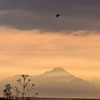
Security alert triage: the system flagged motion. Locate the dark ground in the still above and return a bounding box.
[0,97,100,100]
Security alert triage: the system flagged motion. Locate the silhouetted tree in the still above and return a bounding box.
[3,84,13,99]
[2,75,37,100]
[16,75,35,100]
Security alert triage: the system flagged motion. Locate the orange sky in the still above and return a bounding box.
[0,26,100,81]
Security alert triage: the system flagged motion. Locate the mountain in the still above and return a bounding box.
[0,67,100,98]
[32,67,76,84]
[34,78,100,98]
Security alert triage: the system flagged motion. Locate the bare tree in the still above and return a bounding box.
[16,75,35,100]
[3,75,37,100]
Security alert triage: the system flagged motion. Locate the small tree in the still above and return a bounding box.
[3,84,13,99]
[16,75,35,100]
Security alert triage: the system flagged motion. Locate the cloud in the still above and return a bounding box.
[0,0,100,32]
[0,27,100,80]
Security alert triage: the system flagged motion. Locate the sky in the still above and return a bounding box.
[0,0,100,81]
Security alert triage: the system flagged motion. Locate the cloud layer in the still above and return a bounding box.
[0,27,100,80]
[0,0,100,32]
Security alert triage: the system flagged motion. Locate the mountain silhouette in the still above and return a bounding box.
[49,67,66,72]
[0,67,100,98]
[36,67,75,84]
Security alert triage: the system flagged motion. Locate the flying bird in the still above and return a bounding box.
[56,14,61,18]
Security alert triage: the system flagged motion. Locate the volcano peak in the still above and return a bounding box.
[51,67,66,72]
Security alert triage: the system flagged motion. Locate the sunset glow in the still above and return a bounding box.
[0,26,100,80]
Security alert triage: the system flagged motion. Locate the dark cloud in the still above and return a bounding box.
[0,0,100,32]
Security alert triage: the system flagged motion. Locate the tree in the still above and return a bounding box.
[3,84,13,99]
[16,75,35,100]
[3,75,37,100]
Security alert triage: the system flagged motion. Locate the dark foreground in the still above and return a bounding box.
[0,98,100,100]
[32,97,100,100]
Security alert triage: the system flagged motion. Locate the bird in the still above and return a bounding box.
[56,14,61,18]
